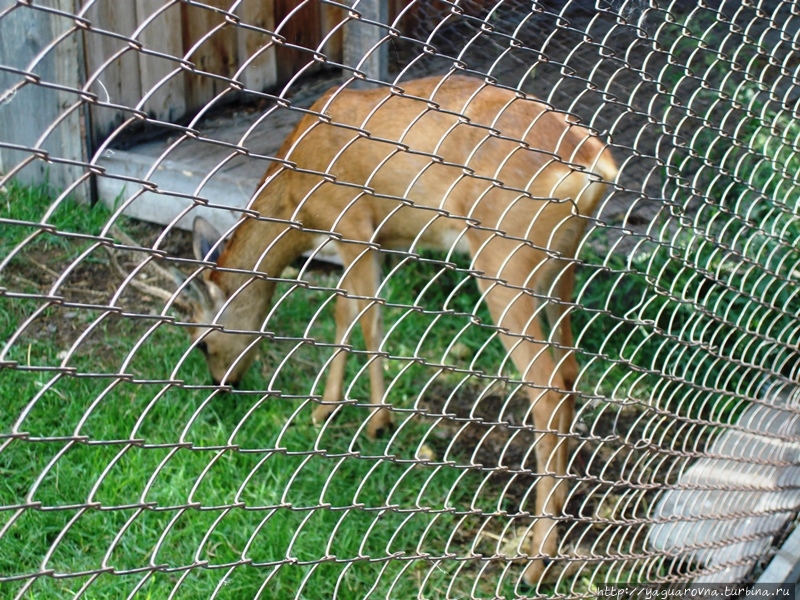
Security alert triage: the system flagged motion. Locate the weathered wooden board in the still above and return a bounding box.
[180,0,239,113]
[274,0,322,84]
[96,101,307,231]
[0,0,89,200]
[320,2,345,67]
[236,0,278,94]
[134,0,186,122]
[82,0,141,142]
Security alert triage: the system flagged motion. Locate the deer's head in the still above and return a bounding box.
[178,217,261,387]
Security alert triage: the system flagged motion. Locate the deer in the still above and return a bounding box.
[176,74,617,584]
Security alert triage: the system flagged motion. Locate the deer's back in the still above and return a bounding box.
[258,76,616,252]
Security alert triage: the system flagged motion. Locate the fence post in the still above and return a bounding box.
[343,0,388,85]
[0,0,90,202]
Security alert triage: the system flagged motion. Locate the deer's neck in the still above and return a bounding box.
[210,200,309,325]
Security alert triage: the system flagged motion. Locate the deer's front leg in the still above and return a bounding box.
[313,293,357,427]
[312,243,391,438]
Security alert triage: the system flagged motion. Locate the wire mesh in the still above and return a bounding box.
[2,0,800,598]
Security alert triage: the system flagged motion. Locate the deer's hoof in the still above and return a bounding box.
[521,557,553,588]
[366,409,395,439]
[311,404,338,427]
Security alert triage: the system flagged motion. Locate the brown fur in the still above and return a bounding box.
[184,74,617,584]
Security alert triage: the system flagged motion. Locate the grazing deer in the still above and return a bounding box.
[178,74,617,584]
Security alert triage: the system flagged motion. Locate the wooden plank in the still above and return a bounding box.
[274,0,321,84]
[236,0,278,93]
[94,96,309,231]
[0,0,90,200]
[320,1,345,65]
[0,1,50,184]
[96,148,252,233]
[51,0,91,201]
[180,0,239,113]
[388,0,418,33]
[82,0,141,142]
[135,0,186,122]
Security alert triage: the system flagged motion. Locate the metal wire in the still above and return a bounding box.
[1,0,800,598]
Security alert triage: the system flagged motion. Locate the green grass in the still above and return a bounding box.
[0,184,535,599]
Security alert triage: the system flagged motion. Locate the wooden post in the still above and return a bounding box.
[0,0,91,201]
[343,0,388,85]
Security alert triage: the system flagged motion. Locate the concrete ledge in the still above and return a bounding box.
[648,384,800,584]
[96,148,255,234]
[758,523,800,585]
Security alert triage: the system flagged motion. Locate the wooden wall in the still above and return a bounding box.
[82,0,349,143]
[0,0,88,199]
[0,0,418,200]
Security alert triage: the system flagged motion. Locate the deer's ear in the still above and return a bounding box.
[193,217,224,263]
[172,267,226,313]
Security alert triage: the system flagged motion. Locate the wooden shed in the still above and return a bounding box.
[0,0,417,227]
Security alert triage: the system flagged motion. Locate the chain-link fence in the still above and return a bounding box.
[2,0,800,598]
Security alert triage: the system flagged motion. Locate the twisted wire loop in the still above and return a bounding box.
[1,0,799,598]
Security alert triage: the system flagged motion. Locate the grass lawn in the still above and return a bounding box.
[0,184,577,599]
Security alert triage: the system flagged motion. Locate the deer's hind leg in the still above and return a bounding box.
[469,237,575,585]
